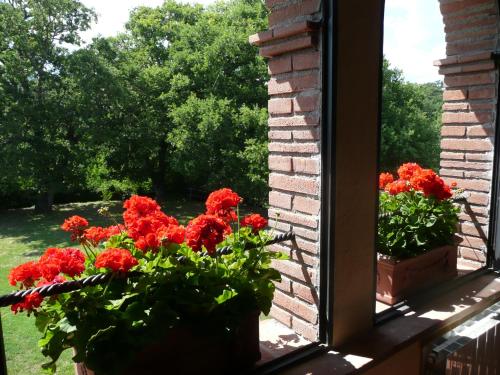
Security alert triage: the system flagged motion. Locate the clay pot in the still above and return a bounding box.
[75,310,261,375]
[376,245,458,305]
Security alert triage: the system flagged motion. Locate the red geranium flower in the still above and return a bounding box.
[61,215,89,241]
[38,248,86,281]
[105,224,125,237]
[241,214,268,233]
[123,195,162,224]
[385,179,411,195]
[397,163,423,181]
[157,225,186,245]
[95,248,138,273]
[8,261,41,288]
[379,172,394,189]
[410,169,452,200]
[83,226,109,246]
[11,292,43,314]
[205,188,241,223]
[185,214,232,254]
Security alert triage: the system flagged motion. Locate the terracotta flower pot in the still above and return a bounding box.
[75,310,261,375]
[376,245,458,305]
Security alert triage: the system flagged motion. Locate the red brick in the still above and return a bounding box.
[268,208,318,228]
[460,235,487,250]
[293,196,320,215]
[260,36,315,58]
[249,30,273,46]
[267,219,292,232]
[292,157,320,174]
[271,259,315,283]
[459,212,489,224]
[273,20,320,40]
[442,103,468,111]
[294,238,319,255]
[440,0,492,14]
[268,56,292,74]
[268,142,319,154]
[467,192,490,205]
[269,155,293,172]
[293,227,319,241]
[293,51,320,71]
[440,169,464,177]
[459,247,487,263]
[292,282,317,304]
[445,16,497,33]
[293,95,319,112]
[269,130,292,140]
[469,102,496,111]
[269,173,319,195]
[269,191,293,209]
[443,89,467,100]
[269,98,293,114]
[441,138,493,151]
[293,129,320,141]
[441,151,465,160]
[273,290,318,323]
[291,316,318,342]
[268,74,319,95]
[440,160,492,170]
[446,177,491,192]
[268,0,321,26]
[446,39,496,56]
[443,5,496,23]
[444,72,495,87]
[446,26,497,43]
[464,171,491,180]
[291,249,318,266]
[265,0,286,9]
[467,125,494,137]
[469,87,496,99]
[466,152,493,161]
[442,112,492,124]
[268,115,319,127]
[275,277,292,293]
[270,305,292,327]
[441,126,466,136]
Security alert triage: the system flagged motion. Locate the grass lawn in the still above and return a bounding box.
[0,198,205,375]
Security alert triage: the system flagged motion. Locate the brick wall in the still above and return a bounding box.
[250,0,322,341]
[436,0,500,266]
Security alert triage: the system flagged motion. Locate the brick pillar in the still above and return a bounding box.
[250,0,322,341]
[436,0,500,265]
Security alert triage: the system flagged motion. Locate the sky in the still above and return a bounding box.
[79,0,446,83]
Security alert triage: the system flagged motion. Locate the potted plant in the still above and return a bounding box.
[377,163,460,305]
[7,188,286,375]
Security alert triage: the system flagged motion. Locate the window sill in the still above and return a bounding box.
[278,271,500,374]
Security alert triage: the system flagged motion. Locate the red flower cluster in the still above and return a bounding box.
[185,214,231,254]
[11,292,43,314]
[38,248,86,281]
[379,172,394,189]
[156,225,186,246]
[241,214,268,233]
[379,163,452,200]
[61,215,89,241]
[83,225,125,246]
[8,261,41,288]
[123,195,179,252]
[94,248,138,273]
[410,169,452,200]
[205,188,241,222]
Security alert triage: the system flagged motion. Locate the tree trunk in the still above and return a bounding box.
[152,140,168,203]
[35,191,54,213]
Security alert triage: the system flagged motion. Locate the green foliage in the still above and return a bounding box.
[377,191,459,259]
[381,60,443,171]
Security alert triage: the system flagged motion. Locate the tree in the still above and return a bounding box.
[380,59,443,172]
[0,0,95,211]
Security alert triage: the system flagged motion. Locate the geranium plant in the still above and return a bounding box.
[377,163,460,259]
[8,188,286,374]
